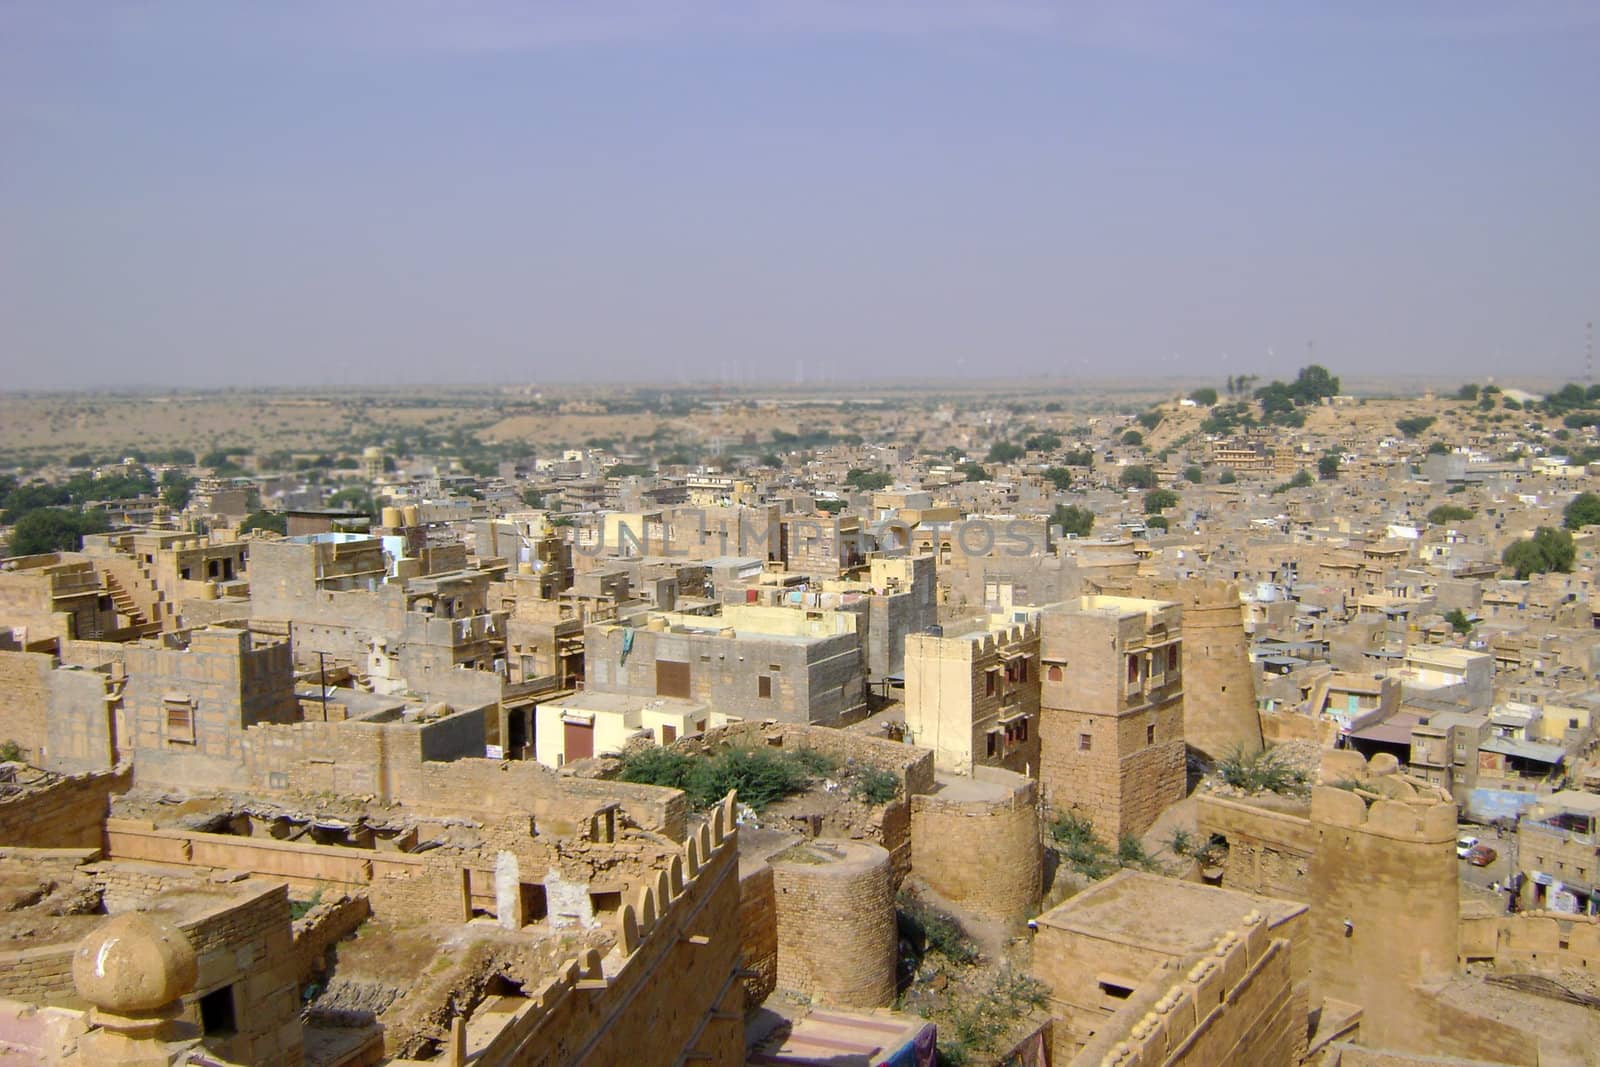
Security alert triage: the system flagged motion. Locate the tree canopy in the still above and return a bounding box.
[8,508,109,556]
[1563,492,1600,530]
[1119,465,1158,490]
[1051,504,1094,538]
[1502,527,1575,579]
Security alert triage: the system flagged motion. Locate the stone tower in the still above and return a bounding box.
[1306,754,1458,1053]
[1118,577,1262,760]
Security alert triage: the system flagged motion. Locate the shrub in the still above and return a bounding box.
[0,740,25,763]
[1215,746,1309,795]
[1049,812,1117,881]
[897,889,979,966]
[616,746,836,811]
[1117,833,1155,870]
[850,767,900,805]
[934,971,1050,1066]
[1168,828,1194,857]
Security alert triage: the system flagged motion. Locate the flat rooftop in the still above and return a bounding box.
[1035,869,1305,956]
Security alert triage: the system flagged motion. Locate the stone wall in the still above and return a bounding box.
[292,892,373,983]
[1068,915,1297,1067]
[1458,910,1600,972]
[463,793,747,1067]
[770,840,897,1009]
[43,663,118,774]
[0,766,130,849]
[1120,578,1262,760]
[1195,794,1315,902]
[1039,692,1185,839]
[0,649,52,758]
[738,862,778,1006]
[1307,778,1459,1056]
[910,770,1041,925]
[0,865,303,1066]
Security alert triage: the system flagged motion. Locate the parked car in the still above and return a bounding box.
[1457,835,1479,858]
[1467,845,1498,868]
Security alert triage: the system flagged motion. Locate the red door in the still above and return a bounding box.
[563,721,594,762]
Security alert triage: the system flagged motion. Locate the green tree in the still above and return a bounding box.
[1444,608,1474,635]
[986,441,1025,464]
[1060,449,1094,467]
[1119,465,1158,490]
[1051,504,1095,538]
[1183,465,1203,484]
[1188,387,1218,406]
[8,508,109,555]
[1563,491,1600,530]
[1136,410,1163,431]
[1145,515,1169,531]
[1456,384,1480,401]
[1144,488,1179,515]
[1317,454,1341,480]
[1121,430,1144,447]
[1024,433,1061,452]
[1218,469,1237,484]
[1289,364,1340,404]
[1272,469,1314,494]
[1428,504,1475,525]
[239,510,287,535]
[1502,527,1575,579]
[159,470,194,509]
[958,462,992,482]
[845,468,893,492]
[1396,416,1437,438]
[1043,467,1075,491]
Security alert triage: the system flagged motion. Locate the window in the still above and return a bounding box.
[1017,718,1029,742]
[758,676,772,698]
[1167,645,1179,672]
[1079,733,1093,752]
[1147,724,1156,746]
[1127,655,1139,684]
[199,985,237,1036]
[986,732,997,757]
[165,699,195,744]
[1047,665,1063,682]
[985,671,996,697]
[656,660,691,698]
[1098,980,1134,1000]
[1019,659,1028,683]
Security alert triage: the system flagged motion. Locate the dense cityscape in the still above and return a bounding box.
[3,373,1600,1065]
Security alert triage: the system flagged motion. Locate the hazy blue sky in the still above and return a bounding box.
[2,2,1597,390]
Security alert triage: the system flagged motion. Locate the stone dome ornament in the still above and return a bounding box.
[70,913,201,1066]
[74,913,199,1015]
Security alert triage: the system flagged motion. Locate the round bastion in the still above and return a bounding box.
[770,839,897,1008]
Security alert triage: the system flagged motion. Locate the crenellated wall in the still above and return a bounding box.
[454,791,747,1067]
[1459,910,1600,972]
[1307,770,1459,1057]
[1070,911,1298,1067]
